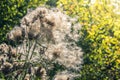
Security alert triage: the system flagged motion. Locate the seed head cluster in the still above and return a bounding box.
[0,7,83,80]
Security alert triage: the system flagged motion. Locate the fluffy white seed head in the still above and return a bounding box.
[1,7,83,79]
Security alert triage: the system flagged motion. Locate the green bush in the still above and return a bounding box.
[57,0,120,79]
[0,0,47,43]
[46,0,58,7]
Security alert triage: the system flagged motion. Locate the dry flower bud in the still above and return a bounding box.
[13,62,24,68]
[1,62,13,71]
[10,48,17,57]
[28,18,41,39]
[24,74,30,80]
[6,26,25,42]
[35,67,47,80]
[0,43,10,54]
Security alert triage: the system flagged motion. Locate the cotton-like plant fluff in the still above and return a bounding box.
[0,6,83,80]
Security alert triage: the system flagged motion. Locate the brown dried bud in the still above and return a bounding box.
[35,67,47,80]
[6,26,25,42]
[10,48,17,57]
[53,51,61,58]
[37,7,48,18]
[24,74,30,80]
[13,62,24,68]
[0,54,8,64]
[1,62,13,70]
[0,43,10,54]
[28,18,41,39]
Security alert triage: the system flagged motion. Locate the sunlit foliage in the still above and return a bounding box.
[57,0,120,79]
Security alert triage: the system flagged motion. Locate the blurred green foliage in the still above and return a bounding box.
[46,0,58,7]
[0,0,47,43]
[57,0,120,79]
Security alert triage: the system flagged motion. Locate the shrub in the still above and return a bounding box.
[0,0,47,44]
[57,0,120,79]
[46,0,58,7]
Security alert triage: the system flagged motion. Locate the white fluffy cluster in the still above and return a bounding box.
[1,7,83,80]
